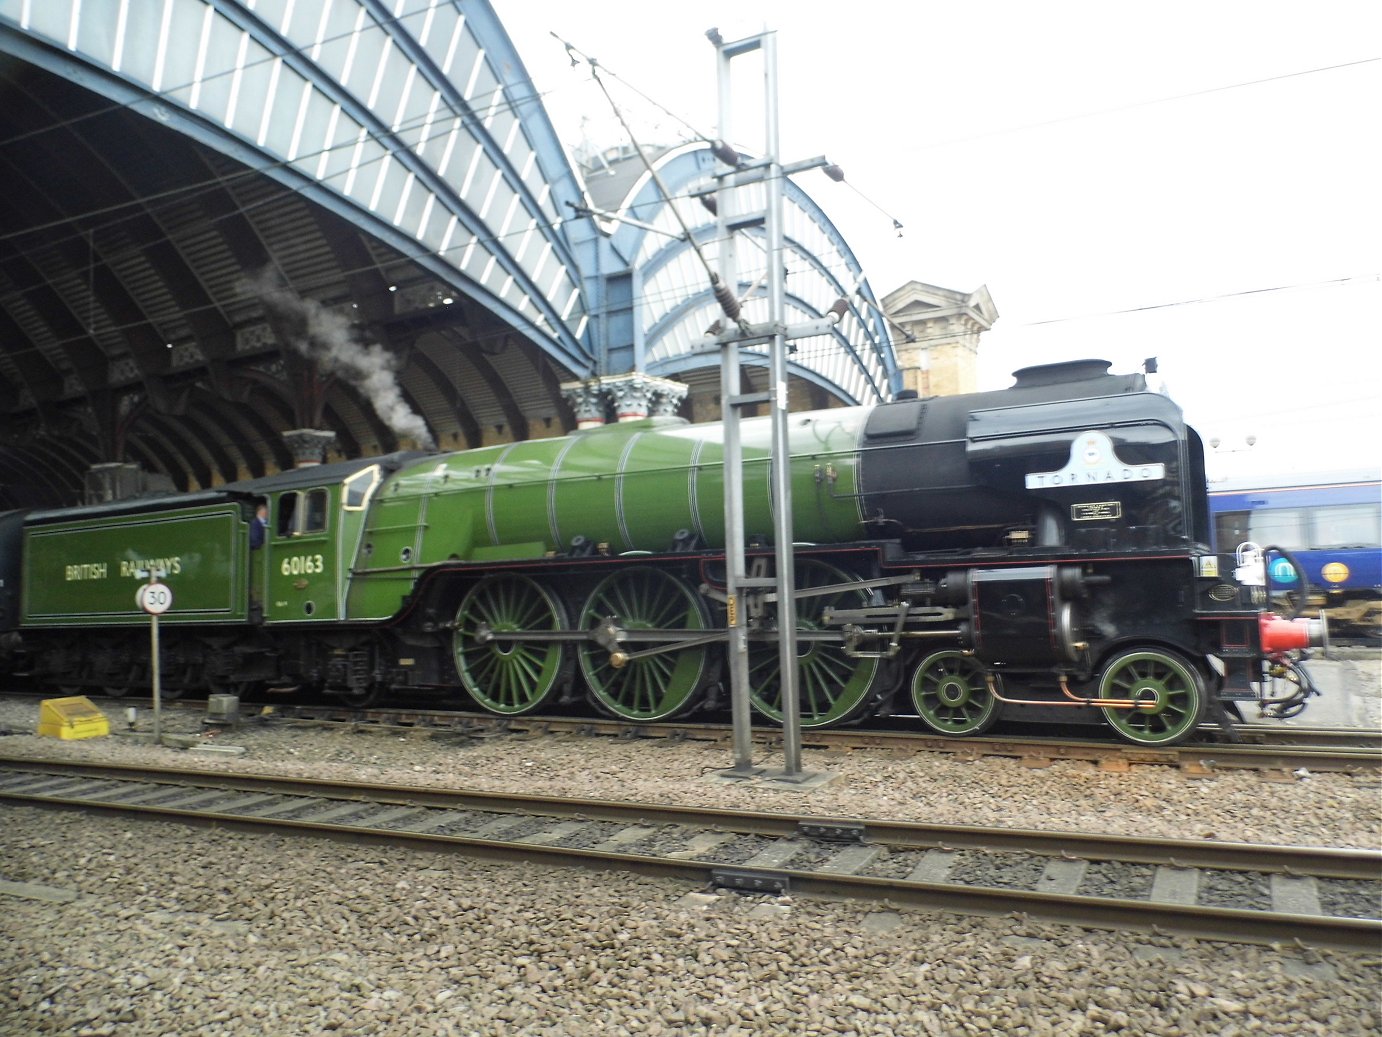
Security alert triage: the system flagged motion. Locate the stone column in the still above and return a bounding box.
[895,315,991,397]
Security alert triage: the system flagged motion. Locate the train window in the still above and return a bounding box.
[274,490,329,536]
[275,493,298,537]
[343,466,382,511]
[303,489,328,533]
[1248,508,1306,550]
[1215,511,1251,550]
[1311,503,1380,549]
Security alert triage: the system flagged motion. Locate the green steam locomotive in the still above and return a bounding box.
[0,360,1324,746]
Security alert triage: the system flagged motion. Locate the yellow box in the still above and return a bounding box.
[37,696,111,740]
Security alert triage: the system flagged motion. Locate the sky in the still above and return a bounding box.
[493,1,1381,483]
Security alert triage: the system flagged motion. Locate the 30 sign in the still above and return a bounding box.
[136,582,174,615]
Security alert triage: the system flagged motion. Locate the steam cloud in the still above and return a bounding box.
[246,269,435,449]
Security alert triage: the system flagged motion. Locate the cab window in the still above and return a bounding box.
[275,489,329,536]
[275,494,297,537]
[303,489,328,533]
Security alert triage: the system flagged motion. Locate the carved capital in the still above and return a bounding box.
[601,373,688,421]
[562,374,688,426]
[560,381,608,429]
[648,379,688,417]
[282,428,337,467]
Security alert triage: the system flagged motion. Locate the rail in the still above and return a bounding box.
[2,758,1377,952]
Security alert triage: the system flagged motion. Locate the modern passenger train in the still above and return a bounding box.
[1209,472,1381,637]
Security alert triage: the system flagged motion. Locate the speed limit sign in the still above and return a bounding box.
[136,582,174,615]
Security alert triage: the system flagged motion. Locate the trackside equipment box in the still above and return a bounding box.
[37,696,110,740]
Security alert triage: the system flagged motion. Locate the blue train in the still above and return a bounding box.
[1208,472,1381,637]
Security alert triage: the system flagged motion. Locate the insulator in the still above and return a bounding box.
[823,163,845,182]
[713,279,742,321]
[699,194,718,215]
[711,139,740,167]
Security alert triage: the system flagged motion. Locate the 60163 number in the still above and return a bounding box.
[281,554,324,576]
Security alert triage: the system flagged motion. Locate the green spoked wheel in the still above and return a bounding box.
[910,651,999,736]
[454,575,570,716]
[747,559,883,728]
[578,567,714,721]
[1097,648,1207,747]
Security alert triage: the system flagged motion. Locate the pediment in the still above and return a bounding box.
[883,280,998,329]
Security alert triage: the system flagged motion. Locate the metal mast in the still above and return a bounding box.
[709,29,845,780]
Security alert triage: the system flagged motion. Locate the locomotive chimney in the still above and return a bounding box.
[1011,359,1113,388]
[282,429,337,467]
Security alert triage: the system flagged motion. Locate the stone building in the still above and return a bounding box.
[883,282,999,398]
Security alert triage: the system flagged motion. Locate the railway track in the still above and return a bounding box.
[242,703,1382,775]
[2,758,1377,951]
[4,690,1378,775]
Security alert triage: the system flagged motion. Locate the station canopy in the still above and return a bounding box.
[0,0,896,508]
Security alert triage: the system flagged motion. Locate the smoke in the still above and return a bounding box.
[245,269,435,449]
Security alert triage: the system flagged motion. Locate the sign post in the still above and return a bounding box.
[136,572,172,744]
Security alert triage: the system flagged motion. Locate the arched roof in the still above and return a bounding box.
[0,2,899,509]
[0,0,599,506]
[590,143,898,405]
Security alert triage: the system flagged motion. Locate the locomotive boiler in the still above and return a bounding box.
[0,360,1325,746]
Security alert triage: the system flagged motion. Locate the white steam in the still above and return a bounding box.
[246,269,435,449]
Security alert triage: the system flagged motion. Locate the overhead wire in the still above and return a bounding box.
[2,202,1376,375]
[906,56,1380,152]
[2,54,1376,352]
[0,105,886,368]
[1014,276,1379,328]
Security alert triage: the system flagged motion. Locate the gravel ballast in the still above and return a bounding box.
[0,691,1377,849]
[3,808,1380,1037]
[1,660,1379,1036]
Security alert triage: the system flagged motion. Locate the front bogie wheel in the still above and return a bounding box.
[1097,648,1206,746]
[911,651,999,736]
